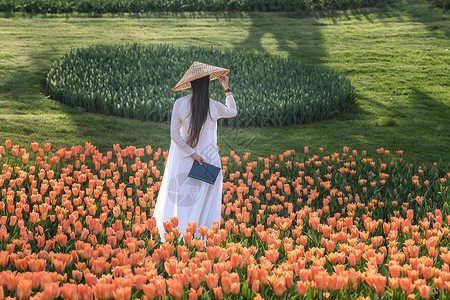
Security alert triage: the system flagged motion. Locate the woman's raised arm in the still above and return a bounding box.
[215,94,237,118]
[216,75,237,118]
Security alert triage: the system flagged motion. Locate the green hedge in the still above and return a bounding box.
[1,0,392,13]
[427,0,449,10]
[46,44,355,127]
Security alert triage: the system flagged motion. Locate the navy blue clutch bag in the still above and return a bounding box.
[188,160,221,185]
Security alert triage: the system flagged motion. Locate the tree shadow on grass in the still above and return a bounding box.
[403,87,450,158]
[0,49,54,105]
[0,46,83,143]
[334,87,449,163]
[404,0,449,39]
[398,1,450,150]
[311,2,407,25]
[233,12,326,63]
[308,0,446,29]
[407,87,450,123]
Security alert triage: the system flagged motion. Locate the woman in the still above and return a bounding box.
[152,61,237,243]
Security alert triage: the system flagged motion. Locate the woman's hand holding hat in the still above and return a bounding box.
[219,75,229,89]
[219,75,231,96]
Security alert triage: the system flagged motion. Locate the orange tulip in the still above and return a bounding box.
[213,287,223,300]
[388,262,402,278]
[22,153,29,164]
[41,282,60,299]
[4,272,17,292]
[71,270,83,283]
[143,283,157,299]
[198,226,209,237]
[416,284,431,299]
[434,276,445,290]
[297,280,309,295]
[407,269,419,282]
[188,288,198,300]
[441,253,450,264]
[134,275,147,290]
[315,272,328,291]
[93,283,115,300]
[399,277,415,295]
[4,140,12,149]
[164,257,178,276]
[365,274,386,297]
[348,253,359,266]
[31,142,39,152]
[17,279,33,300]
[230,253,242,269]
[206,273,219,289]
[229,276,240,295]
[265,249,279,264]
[388,277,399,290]
[421,265,435,280]
[77,284,92,300]
[168,276,183,299]
[60,284,78,300]
[113,287,132,300]
[222,271,240,294]
[221,272,236,294]
[251,279,260,293]
[272,275,286,296]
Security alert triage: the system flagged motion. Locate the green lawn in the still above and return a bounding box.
[0,0,449,165]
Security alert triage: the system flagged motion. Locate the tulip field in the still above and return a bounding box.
[0,140,449,299]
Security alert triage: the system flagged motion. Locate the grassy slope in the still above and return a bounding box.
[0,0,449,165]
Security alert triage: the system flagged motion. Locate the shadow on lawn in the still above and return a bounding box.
[310,1,407,25]
[405,87,450,158]
[233,12,326,63]
[309,0,447,34]
[363,0,449,39]
[404,0,449,39]
[0,49,52,103]
[408,87,450,123]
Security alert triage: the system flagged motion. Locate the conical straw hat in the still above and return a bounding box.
[172,61,230,91]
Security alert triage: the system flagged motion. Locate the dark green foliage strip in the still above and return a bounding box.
[427,0,449,10]
[46,44,355,127]
[0,0,392,13]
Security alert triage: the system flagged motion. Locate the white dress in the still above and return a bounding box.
[152,92,237,242]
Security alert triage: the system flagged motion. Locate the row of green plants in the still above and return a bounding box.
[427,0,449,10]
[46,44,356,127]
[0,0,392,13]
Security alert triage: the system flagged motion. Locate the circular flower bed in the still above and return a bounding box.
[46,44,355,127]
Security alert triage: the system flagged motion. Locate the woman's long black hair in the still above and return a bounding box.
[186,75,211,148]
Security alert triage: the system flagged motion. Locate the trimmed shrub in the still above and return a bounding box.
[46,44,355,127]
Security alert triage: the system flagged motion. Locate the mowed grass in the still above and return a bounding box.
[0,0,449,164]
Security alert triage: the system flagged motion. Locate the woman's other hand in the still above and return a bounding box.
[218,75,229,89]
[190,152,206,165]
